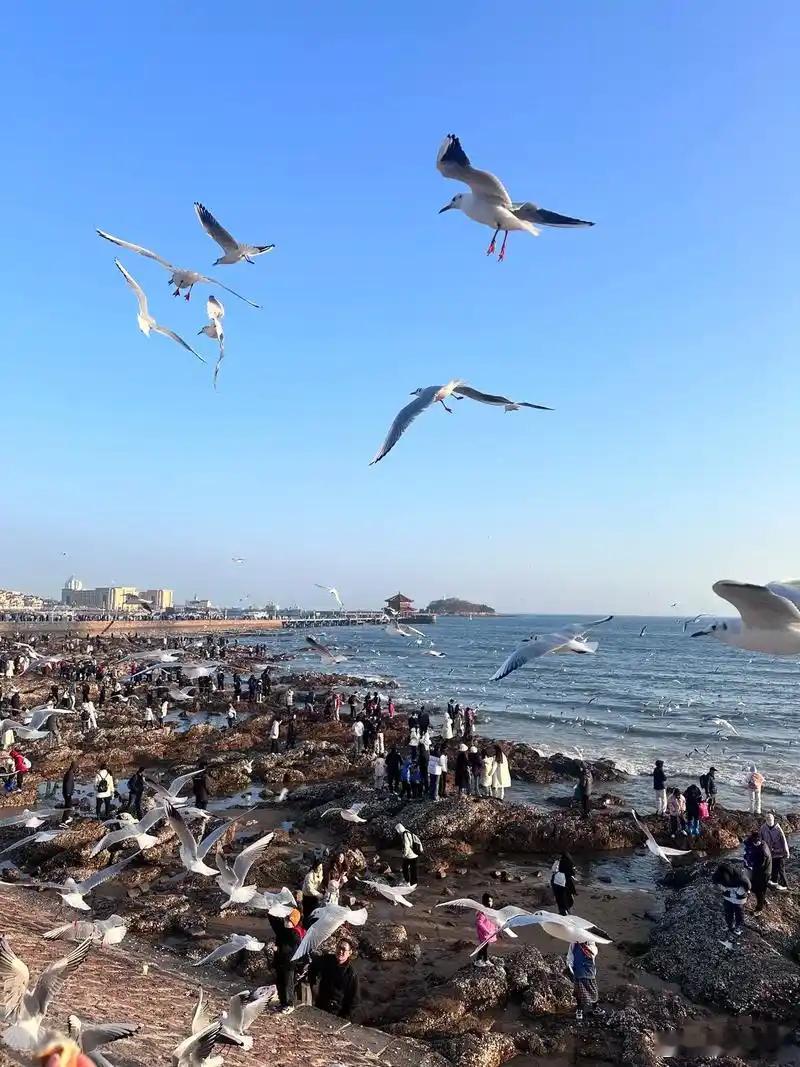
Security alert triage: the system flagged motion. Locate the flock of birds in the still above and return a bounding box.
[97,134,593,460]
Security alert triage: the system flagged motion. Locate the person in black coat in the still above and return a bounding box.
[61,761,76,823]
[192,762,210,809]
[269,911,303,1013]
[127,767,145,819]
[744,830,772,912]
[310,940,359,1018]
[550,852,578,915]
[577,764,593,818]
[385,745,402,794]
[454,745,470,795]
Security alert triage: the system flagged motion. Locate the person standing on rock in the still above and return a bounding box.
[701,767,717,813]
[226,703,238,728]
[385,744,402,794]
[653,760,667,815]
[480,750,495,798]
[192,762,210,810]
[568,940,603,1021]
[127,767,145,818]
[666,788,687,837]
[216,667,225,692]
[309,939,359,1019]
[468,745,482,796]
[712,861,750,937]
[269,908,303,1015]
[396,823,423,884]
[270,716,281,754]
[455,744,470,796]
[94,763,114,819]
[61,760,76,823]
[577,763,593,818]
[684,782,703,837]
[286,712,298,749]
[428,748,442,801]
[352,717,364,759]
[551,853,578,915]
[474,893,499,968]
[492,744,511,801]
[760,813,790,891]
[746,765,765,815]
[743,830,772,912]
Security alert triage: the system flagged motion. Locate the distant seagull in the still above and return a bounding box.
[639,625,647,638]
[194,202,275,265]
[422,649,446,658]
[322,801,367,824]
[193,933,265,967]
[491,617,614,681]
[113,260,206,363]
[371,381,462,464]
[0,937,92,1051]
[691,580,800,655]
[451,384,553,413]
[231,556,246,564]
[97,229,261,307]
[711,717,739,736]
[306,635,347,664]
[631,810,692,866]
[358,878,417,908]
[44,914,128,947]
[124,592,154,613]
[315,584,344,610]
[4,854,138,911]
[436,134,594,260]
[291,904,368,962]
[198,295,225,389]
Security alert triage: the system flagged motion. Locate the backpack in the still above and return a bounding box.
[406,831,423,855]
[20,756,31,772]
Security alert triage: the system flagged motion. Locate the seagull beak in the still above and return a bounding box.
[438,203,453,214]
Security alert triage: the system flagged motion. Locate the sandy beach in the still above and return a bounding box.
[1,629,799,1067]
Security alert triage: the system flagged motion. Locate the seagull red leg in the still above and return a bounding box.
[486,229,499,256]
[498,232,509,262]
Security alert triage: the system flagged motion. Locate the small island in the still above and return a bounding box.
[426,596,495,616]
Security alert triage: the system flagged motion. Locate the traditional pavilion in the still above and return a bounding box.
[385,592,414,615]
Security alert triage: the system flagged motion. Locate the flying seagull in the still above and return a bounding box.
[0,808,60,830]
[198,295,226,389]
[639,625,648,638]
[491,617,614,681]
[68,1013,140,1067]
[451,384,552,413]
[385,616,426,639]
[711,717,739,736]
[4,854,138,911]
[0,829,62,860]
[89,808,166,857]
[315,584,344,610]
[370,381,463,465]
[194,202,275,265]
[215,831,275,906]
[436,134,594,260]
[691,580,800,655]
[97,229,261,307]
[219,988,277,1051]
[358,878,417,907]
[193,933,265,967]
[306,635,347,664]
[291,904,368,961]
[144,769,205,807]
[113,260,206,363]
[0,937,92,1050]
[631,810,692,866]
[231,556,246,564]
[322,801,367,824]
[43,915,128,947]
[172,992,244,1067]
[164,802,240,876]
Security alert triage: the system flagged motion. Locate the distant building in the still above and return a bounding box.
[139,589,174,610]
[185,598,212,612]
[385,592,415,614]
[63,576,83,591]
[0,589,46,610]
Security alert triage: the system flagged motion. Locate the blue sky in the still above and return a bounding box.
[2,3,799,614]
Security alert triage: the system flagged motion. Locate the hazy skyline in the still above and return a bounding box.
[2,4,798,616]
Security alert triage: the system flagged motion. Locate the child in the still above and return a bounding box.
[568,940,604,1021]
[474,893,499,968]
[373,755,386,791]
[666,788,686,837]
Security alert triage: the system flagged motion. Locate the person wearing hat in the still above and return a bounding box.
[760,813,790,891]
[455,744,470,795]
[468,745,482,796]
[396,823,423,884]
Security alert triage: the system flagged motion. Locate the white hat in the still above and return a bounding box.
[469,746,478,753]
[395,823,406,834]
[459,743,468,752]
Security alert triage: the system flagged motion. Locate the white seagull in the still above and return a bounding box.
[436,898,535,942]
[691,580,800,655]
[4,854,138,911]
[68,1013,139,1067]
[306,635,347,664]
[219,988,277,1051]
[0,937,92,1050]
[370,381,463,465]
[322,802,367,824]
[385,616,426,639]
[315,585,344,610]
[631,810,692,866]
[462,907,612,956]
[194,202,275,265]
[248,886,296,914]
[113,259,206,363]
[215,831,274,906]
[358,879,417,908]
[97,229,261,306]
[0,717,49,742]
[0,808,60,830]
[193,933,265,967]
[0,829,62,860]
[451,384,553,413]
[173,992,244,1067]
[421,649,446,658]
[198,295,226,389]
[164,803,240,877]
[89,808,166,857]
[491,617,614,681]
[436,133,594,260]
[144,770,205,808]
[43,914,128,947]
[291,904,369,961]
[711,718,739,736]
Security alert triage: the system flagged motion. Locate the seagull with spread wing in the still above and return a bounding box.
[67,1013,139,1067]
[452,384,553,413]
[491,617,614,681]
[89,808,166,857]
[144,770,204,808]
[436,133,594,260]
[219,987,277,1051]
[164,803,240,877]
[0,717,49,741]
[691,580,800,655]
[631,810,692,866]
[193,933,265,967]
[97,229,261,306]
[291,903,368,961]
[3,854,138,911]
[43,915,127,947]
[369,381,463,465]
[215,831,274,906]
[0,937,92,1050]
[315,584,344,610]
[194,202,275,265]
[112,260,206,363]
[197,295,226,389]
[358,878,417,907]
[322,802,367,824]
[0,829,62,860]
[306,635,347,664]
[385,616,426,639]
[172,991,244,1067]
[0,808,60,830]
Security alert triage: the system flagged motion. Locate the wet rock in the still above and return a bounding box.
[392,961,508,1039]
[356,922,414,962]
[503,946,573,1016]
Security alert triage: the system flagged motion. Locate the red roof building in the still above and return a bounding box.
[385,592,414,614]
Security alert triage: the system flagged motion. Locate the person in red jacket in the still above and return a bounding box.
[9,748,30,791]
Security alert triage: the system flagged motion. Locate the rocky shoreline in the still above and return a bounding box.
[2,632,800,1067]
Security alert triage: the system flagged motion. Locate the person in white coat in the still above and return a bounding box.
[746,764,765,815]
[94,764,114,819]
[480,751,496,797]
[492,744,511,801]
